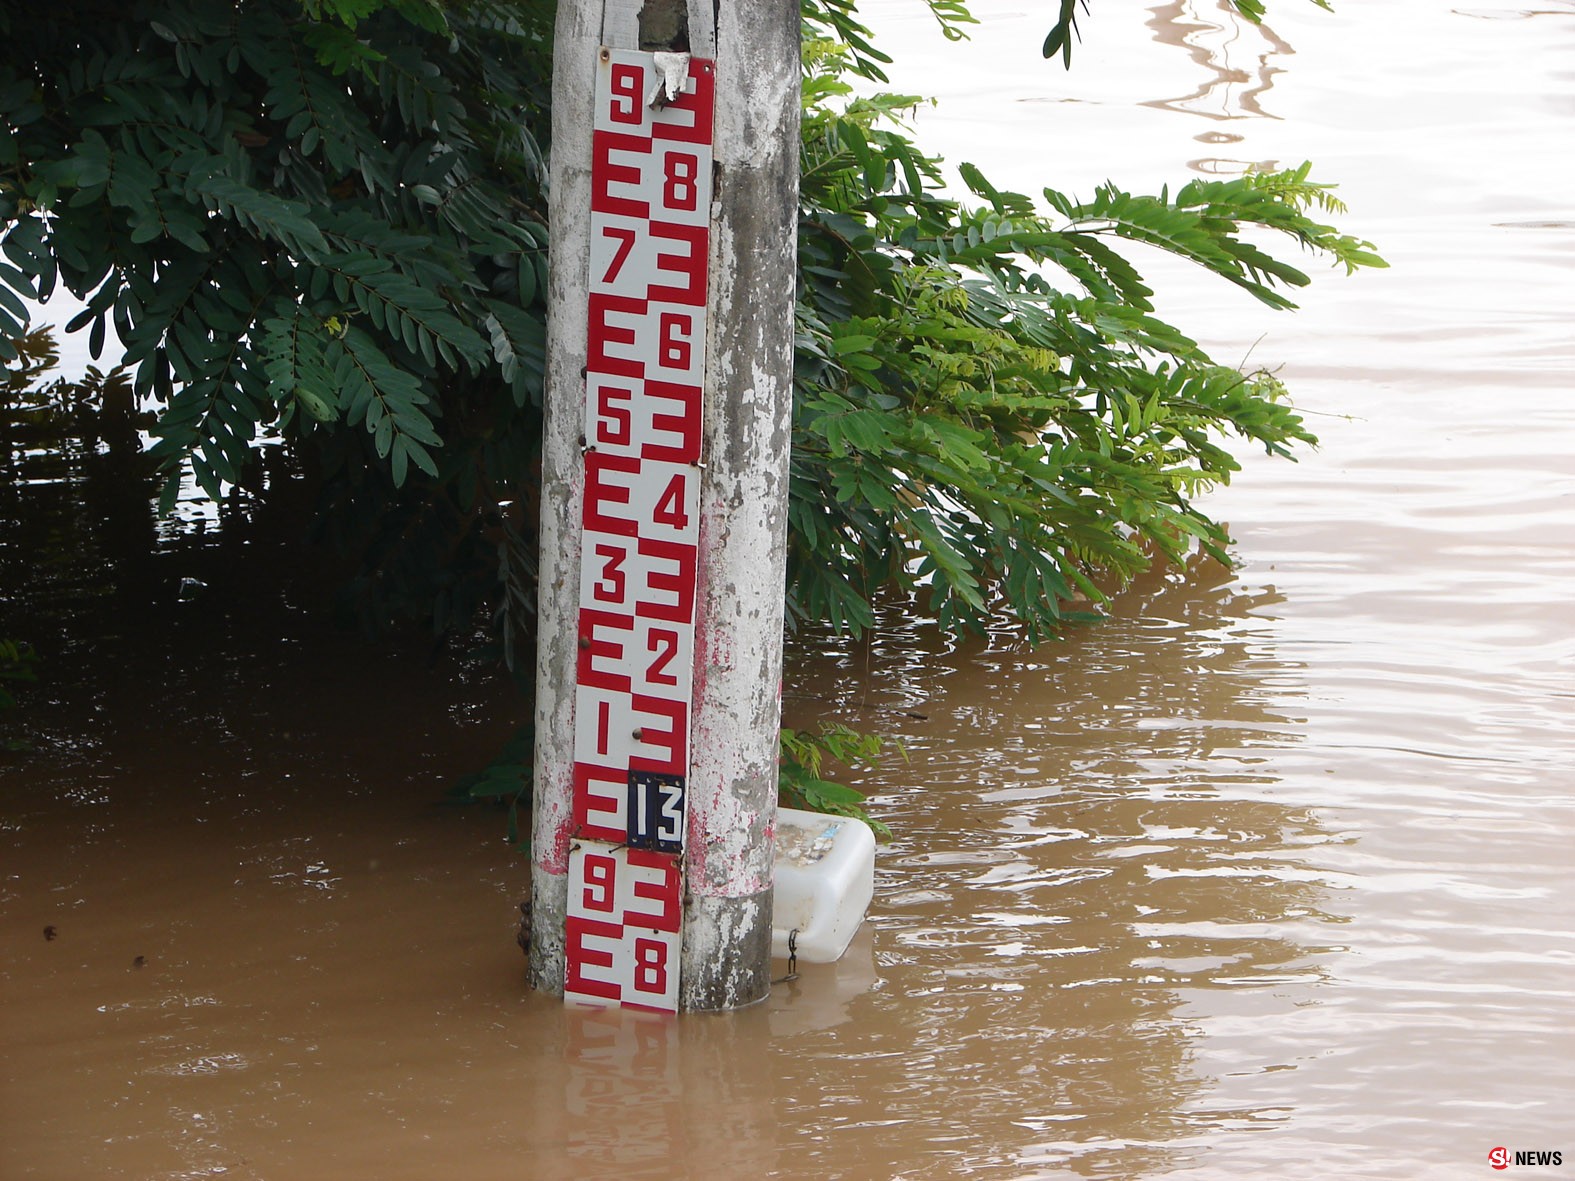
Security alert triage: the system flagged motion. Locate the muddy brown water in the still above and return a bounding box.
[4,2,1574,1178]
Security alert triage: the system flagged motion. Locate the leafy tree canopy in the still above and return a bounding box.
[0,0,1382,657]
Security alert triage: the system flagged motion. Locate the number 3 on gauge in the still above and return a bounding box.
[628,771,684,852]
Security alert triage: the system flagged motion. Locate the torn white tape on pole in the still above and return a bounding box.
[565,47,715,1013]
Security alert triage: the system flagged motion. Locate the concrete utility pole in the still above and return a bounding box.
[530,0,800,1011]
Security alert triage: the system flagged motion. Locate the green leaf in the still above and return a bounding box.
[195,177,328,261]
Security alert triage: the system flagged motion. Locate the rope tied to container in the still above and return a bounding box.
[772,929,800,985]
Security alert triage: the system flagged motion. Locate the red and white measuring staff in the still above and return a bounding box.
[563,48,715,1012]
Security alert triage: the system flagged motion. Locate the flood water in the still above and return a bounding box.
[4,1,1574,1178]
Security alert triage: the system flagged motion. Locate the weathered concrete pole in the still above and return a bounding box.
[530,0,800,1012]
[527,0,601,998]
[680,0,800,1011]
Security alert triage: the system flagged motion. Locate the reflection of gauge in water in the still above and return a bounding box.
[1143,0,1294,122]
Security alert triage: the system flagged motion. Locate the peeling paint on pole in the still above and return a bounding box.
[679,0,800,1012]
[533,0,799,1012]
[530,0,604,999]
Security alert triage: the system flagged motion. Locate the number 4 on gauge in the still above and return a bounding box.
[628,772,684,852]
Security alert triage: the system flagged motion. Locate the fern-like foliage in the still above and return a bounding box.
[793,9,1382,639]
[0,0,552,641]
[1,0,549,507]
[1,0,1378,658]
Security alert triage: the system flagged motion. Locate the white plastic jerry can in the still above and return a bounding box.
[771,807,876,964]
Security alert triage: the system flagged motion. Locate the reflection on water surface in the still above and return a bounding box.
[1144,0,1293,126]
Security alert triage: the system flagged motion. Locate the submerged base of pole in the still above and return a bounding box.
[678,890,774,1011]
[527,863,569,996]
